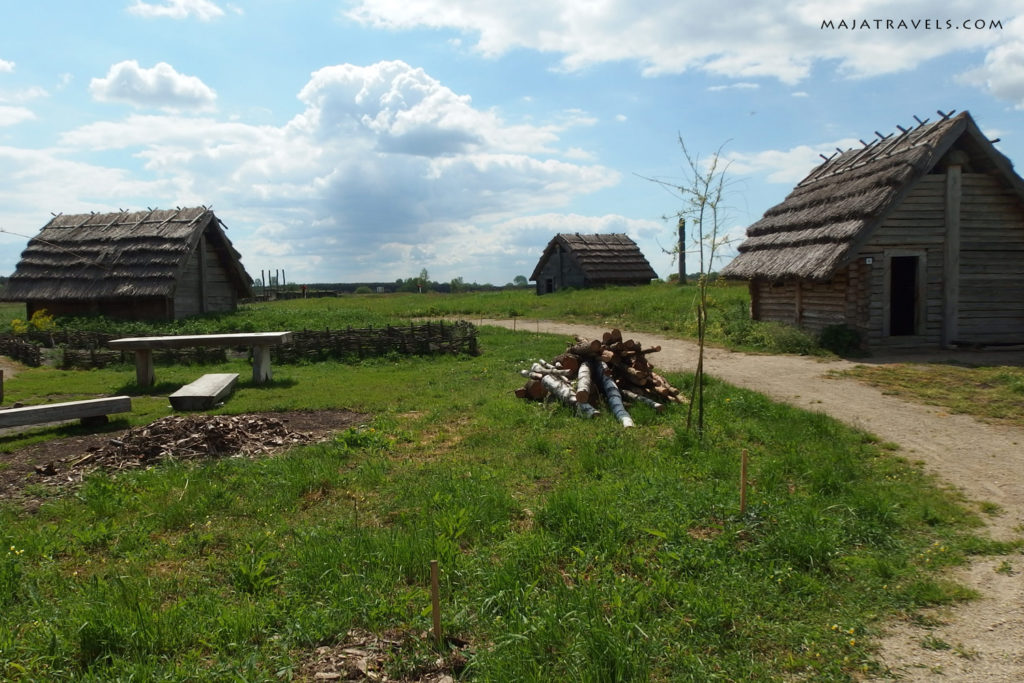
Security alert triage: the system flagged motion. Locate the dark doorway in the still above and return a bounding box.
[545,278,554,294]
[889,256,918,335]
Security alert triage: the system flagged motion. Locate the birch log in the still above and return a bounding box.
[592,360,634,427]
[621,388,664,413]
[541,374,599,418]
[575,359,592,404]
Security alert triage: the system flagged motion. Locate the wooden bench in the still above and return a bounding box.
[108,332,293,388]
[0,396,132,429]
[170,373,239,411]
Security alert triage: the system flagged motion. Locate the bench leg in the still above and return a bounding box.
[135,350,155,387]
[252,345,272,384]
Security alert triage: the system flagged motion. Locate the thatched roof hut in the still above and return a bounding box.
[3,207,253,320]
[530,233,658,294]
[721,110,1024,349]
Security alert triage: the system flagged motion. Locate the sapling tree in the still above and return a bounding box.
[648,137,733,434]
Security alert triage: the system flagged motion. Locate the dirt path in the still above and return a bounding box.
[485,319,1024,681]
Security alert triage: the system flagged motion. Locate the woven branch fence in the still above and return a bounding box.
[2,321,478,370]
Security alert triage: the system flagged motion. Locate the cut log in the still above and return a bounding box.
[524,379,547,400]
[541,374,598,418]
[568,338,603,357]
[531,361,571,377]
[621,388,664,413]
[552,352,581,374]
[575,360,592,404]
[592,360,633,428]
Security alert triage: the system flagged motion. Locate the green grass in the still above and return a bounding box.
[20,280,822,355]
[0,323,1016,681]
[835,362,1024,429]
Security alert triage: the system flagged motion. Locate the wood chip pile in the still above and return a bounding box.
[514,328,684,427]
[39,414,313,478]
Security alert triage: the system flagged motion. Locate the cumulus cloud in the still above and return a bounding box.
[347,0,1012,84]
[89,60,217,111]
[955,17,1024,108]
[127,0,225,21]
[57,60,618,282]
[0,59,13,73]
[0,106,35,126]
[725,137,861,184]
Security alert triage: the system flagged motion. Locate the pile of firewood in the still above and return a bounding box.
[514,328,684,427]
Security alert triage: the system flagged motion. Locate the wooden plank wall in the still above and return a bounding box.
[173,235,239,318]
[751,271,851,335]
[957,173,1024,343]
[860,174,946,348]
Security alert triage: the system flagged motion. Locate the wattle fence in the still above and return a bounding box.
[0,320,478,370]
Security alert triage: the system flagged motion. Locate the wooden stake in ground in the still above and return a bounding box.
[740,449,748,514]
[430,560,442,647]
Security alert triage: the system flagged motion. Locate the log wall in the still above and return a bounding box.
[860,174,947,349]
[955,172,1024,344]
[174,236,239,318]
[535,245,586,294]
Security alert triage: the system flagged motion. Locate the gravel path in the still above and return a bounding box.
[485,318,1024,681]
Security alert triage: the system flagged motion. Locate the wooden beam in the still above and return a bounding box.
[199,233,208,314]
[169,373,238,411]
[0,396,131,429]
[943,166,962,347]
[109,332,293,351]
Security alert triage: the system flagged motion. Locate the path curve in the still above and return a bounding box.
[486,318,1024,681]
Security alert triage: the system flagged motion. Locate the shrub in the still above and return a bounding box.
[354,286,373,294]
[819,324,863,356]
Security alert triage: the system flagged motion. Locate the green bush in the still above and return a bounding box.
[819,324,863,356]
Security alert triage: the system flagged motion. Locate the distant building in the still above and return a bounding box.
[2,207,253,320]
[721,110,1024,349]
[530,233,658,295]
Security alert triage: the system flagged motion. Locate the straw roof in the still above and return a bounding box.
[721,111,1024,282]
[3,207,253,301]
[530,233,658,283]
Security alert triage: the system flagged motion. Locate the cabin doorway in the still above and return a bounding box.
[545,278,554,294]
[889,256,918,335]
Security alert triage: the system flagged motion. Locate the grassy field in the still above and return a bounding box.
[26,281,821,356]
[0,296,1018,680]
[835,362,1024,429]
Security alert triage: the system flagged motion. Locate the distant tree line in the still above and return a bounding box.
[303,270,532,294]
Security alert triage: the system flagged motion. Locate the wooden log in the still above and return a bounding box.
[575,359,592,404]
[524,379,547,400]
[553,352,581,374]
[621,388,664,413]
[568,338,603,357]
[592,360,633,427]
[531,361,572,377]
[541,374,598,418]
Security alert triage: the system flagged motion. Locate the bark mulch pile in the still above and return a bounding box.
[1,410,365,507]
[300,628,469,682]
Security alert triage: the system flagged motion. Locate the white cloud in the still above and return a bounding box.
[347,0,1013,85]
[89,60,217,111]
[0,106,35,126]
[0,59,14,73]
[725,137,861,184]
[48,60,617,282]
[707,82,760,92]
[127,0,225,21]
[955,18,1024,109]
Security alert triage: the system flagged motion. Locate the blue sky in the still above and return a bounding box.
[1,1,1022,285]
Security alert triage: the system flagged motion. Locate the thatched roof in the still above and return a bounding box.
[530,233,658,283]
[2,207,253,301]
[721,110,1024,282]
